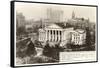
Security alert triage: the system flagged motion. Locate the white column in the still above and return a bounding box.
[40,32,41,41]
[61,31,63,41]
[52,30,54,41]
[39,32,40,41]
[49,30,51,42]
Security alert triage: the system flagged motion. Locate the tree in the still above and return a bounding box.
[16,38,36,58]
[85,27,92,50]
[43,41,52,57]
[26,39,36,56]
[43,41,63,62]
[16,26,27,36]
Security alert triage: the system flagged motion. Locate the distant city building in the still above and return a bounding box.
[68,11,89,29]
[72,11,75,19]
[25,19,42,27]
[25,24,33,33]
[16,12,26,27]
[47,8,63,23]
[71,29,86,45]
[25,19,34,25]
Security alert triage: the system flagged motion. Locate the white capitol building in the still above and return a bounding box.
[38,23,86,45]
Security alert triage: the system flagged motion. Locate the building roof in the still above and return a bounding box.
[45,24,62,29]
[39,29,45,32]
[43,23,73,30]
[55,23,73,29]
[25,25,33,28]
[70,29,86,34]
[75,29,86,34]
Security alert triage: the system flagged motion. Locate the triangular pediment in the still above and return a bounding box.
[46,24,62,29]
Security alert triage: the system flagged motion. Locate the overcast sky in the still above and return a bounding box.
[15,2,97,23]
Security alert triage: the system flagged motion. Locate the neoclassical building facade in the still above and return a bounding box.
[71,29,86,45]
[38,23,73,43]
[38,23,86,45]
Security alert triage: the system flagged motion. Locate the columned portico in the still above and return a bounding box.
[46,30,62,42]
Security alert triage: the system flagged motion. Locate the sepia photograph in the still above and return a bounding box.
[11,1,98,67]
